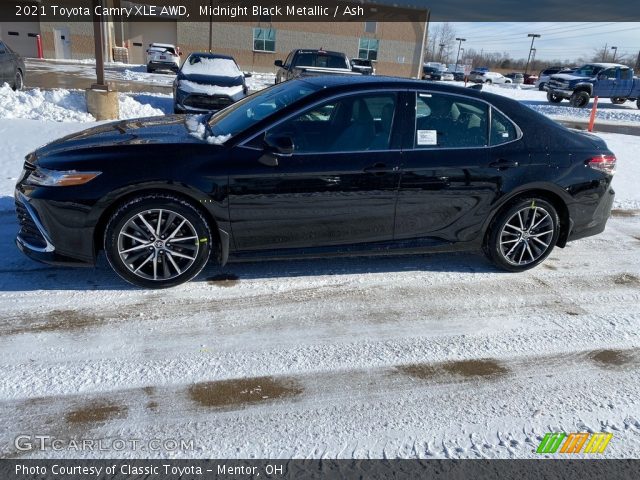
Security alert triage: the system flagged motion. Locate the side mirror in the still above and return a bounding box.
[244,72,252,78]
[274,60,283,67]
[259,134,294,166]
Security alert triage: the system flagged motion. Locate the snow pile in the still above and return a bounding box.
[246,72,276,92]
[0,83,94,122]
[185,115,231,145]
[0,84,167,122]
[181,57,241,77]
[178,80,243,96]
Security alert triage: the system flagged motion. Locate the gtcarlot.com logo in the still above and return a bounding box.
[536,432,613,454]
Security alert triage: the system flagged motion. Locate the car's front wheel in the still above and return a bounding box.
[484,198,560,272]
[546,91,563,103]
[611,97,626,105]
[13,70,24,91]
[104,194,212,288]
[569,91,590,108]
[538,82,546,91]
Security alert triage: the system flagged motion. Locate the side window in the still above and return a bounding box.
[414,93,488,148]
[283,52,293,68]
[0,42,6,54]
[268,93,397,153]
[490,108,518,146]
[620,68,632,80]
[600,68,616,79]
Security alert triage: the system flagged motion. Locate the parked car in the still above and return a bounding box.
[535,66,572,91]
[523,73,538,85]
[440,71,455,81]
[422,66,444,80]
[274,49,358,83]
[468,71,513,85]
[0,40,25,90]
[453,71,466,81]
[15,77,616,288]
[505,73,524,84]
[545,63,640,108]
[173,53,249,114]
[350,58,375,75]
[146,43,181,73]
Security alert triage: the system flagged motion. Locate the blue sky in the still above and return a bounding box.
[437,23,640,62]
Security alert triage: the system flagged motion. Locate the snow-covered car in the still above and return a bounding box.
[173,53,249,114]
[468,71,512,85]
[146,43,181,73]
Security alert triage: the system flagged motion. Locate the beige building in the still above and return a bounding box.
[2,1,428,78]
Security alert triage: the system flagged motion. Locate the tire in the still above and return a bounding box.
[611,97,626,105]
[538,82,546,91]
[484,197,560,272]
[485,79,492,85]
[104,194,212,288]
[147,65,154,73]
[505,79,512,84]
[637,98,640,110]
[13,70,24,91]
[569,91,590,108]
[546,91,563,103]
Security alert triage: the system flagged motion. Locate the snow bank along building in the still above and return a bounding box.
[1,0,428,78]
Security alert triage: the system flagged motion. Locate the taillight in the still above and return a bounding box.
[586,154,616,175]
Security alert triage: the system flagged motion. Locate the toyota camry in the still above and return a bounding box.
[14,76,616,288]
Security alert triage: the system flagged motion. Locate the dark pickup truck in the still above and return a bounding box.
[274,49,360,83]
[545,63,640,108]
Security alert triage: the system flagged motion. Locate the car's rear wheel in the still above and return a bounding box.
[569,91,590,108]
[484,198,560,272]
[546,91,563,103]
[611,97,626,105]
[538,82,546,91]
[485,79,492,85]
[13,70,24,91]
[104,194,212,288]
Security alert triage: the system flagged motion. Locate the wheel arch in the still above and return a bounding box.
[93,185,227,264]
[483,187,571,249]
[573,83,593,95]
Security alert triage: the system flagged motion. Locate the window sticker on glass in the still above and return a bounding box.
[417,129,437,145]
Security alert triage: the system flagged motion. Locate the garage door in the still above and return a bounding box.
[127,21,177,65]
[0,21,41,58]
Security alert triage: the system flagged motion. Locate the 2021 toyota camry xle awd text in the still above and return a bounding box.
[15,76,616,288]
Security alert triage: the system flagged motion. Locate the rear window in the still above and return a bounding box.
[295,52,348,69]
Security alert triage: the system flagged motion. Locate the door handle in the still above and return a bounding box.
[489,159,519,169]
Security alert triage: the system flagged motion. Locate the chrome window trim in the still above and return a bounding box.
[16,191,55,253]
[410,89,523,150]
[239,88,405,154]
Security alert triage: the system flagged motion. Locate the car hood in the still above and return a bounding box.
[550,73,592,82]
[33,115,223,160]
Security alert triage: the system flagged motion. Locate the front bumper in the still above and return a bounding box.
[174,90,236,113]
[545,86,574,99]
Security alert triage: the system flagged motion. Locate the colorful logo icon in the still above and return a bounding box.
[536,432,612,454]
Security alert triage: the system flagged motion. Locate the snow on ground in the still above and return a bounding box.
[0,83,171,123]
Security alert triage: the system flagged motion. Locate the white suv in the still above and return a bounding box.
[146,43,181,73]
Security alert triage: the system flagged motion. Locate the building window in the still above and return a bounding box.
[253,28,276,52]
[358,38,379,61]
[8,32,19,36]
[364,21,377,33]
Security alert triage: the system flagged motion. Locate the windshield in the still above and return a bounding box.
[573,65,605,77]
[208,80,322,137]
[182,56,241,77]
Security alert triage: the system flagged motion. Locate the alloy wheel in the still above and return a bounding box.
[117,208,199,281]
[499,205,555,266]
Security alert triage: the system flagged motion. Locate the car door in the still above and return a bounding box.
[228,91,402,252]
[394,90,526,245]
[614,67,634,97]
[594,67,616,97]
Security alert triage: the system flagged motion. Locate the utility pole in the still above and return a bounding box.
[601,43,608,61]
[454,37,466,73]
[530,48,537,72]
[611,46,618,62]
[417,10,430,78]
[439,43,445,63]
[524,33,540,75]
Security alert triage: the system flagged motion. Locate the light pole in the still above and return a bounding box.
[611,46,618,62]
[524,33,541,75]
[454,37,466,73]
[438,43,445,63]
[530,47,537,73]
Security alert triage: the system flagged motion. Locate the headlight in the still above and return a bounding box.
[25,166,101,187]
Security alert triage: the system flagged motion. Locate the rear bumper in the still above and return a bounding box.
[567,186,615,242]
[148,61,179,70]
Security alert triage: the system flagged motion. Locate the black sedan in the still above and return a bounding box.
[15,76,616,288]
[173,53,249,114]
[0,40,25,90]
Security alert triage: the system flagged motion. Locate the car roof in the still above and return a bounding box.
[294,49,345,56]
[584,63,625,68]
[150,43,175,48]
